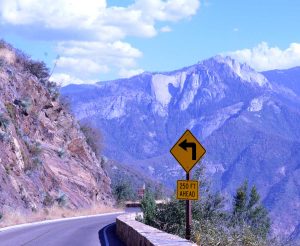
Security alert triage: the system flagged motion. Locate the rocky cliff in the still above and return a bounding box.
[0,41,113,213]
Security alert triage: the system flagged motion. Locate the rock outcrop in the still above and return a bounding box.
[0,41,113,213]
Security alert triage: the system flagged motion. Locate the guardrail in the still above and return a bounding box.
[116,213,197,246]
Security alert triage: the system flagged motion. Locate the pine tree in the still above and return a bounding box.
[113,178,134,203]
[232,181,271,239]
[233,180,248,216]
[141,189,156,226]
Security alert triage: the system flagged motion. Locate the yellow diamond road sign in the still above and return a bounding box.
[177,180,199,200]
[170,129,206,173]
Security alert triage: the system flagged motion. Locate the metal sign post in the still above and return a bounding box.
[170,129,206,241]
[185,172,192,240]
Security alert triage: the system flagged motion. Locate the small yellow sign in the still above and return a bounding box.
[170,130,206,173]
[177,180,199,200]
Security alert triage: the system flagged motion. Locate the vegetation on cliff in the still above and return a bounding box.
[0,40,114,226]
[139,167,284,246]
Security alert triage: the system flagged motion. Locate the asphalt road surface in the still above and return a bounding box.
[0,211,127,246]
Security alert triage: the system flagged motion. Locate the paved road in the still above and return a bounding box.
[0,212,126,246]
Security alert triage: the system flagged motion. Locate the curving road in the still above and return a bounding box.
[0,211,126,246]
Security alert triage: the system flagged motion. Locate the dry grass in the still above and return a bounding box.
[0,204,122,228]
[0,48,16,65]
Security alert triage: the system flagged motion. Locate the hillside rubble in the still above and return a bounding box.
[0,41,113,214]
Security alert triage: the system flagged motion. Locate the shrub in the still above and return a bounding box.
[0,132,5,141]
[59,95,72,112]
[43,193,54,207]
[27,141,42,156]
[231,182,271,239]
[5,103,16,122]
[141,189,157,227]
[0,39,51,84]
[154,198,186,236]
[24,60,49,80]
[150,190,272,245]
[47,83,60,101]
[32,157,43,166]
[5,165,12,175]
[56,192,68,207]
[139,166,273,245]
[80,122,102,158]
[192,221,271,246]
[24,156,42,173]
[46,81,58,92]
[0,131,9,142]
[14,98,32,115]
[20,98,32,112]
[57,148,65,158]
[0,113,10,130]
[0,57,5,67]
[113,178,135,203]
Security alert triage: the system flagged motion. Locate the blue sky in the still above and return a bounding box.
[1,0,300,85]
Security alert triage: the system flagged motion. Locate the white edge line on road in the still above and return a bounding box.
[0,211,124,233]
[103,223,114,246]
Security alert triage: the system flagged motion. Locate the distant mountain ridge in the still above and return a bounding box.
[262,66,300,96]
[62,56,300,239]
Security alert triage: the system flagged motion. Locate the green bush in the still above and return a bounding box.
[80,122,102,158]
[139,165,274,245]
[0,57,5,67]
[24,60,49,80]
[56,192,68,207]
[4,165,12,175]
[0,131,9,142]
[14,98,32,115]
[141,190,157,227]
[57,148,65,158]
[59,95,72,112]
[27,141,42,156]
[113,178,135,203]
[43,192,54,207]
[0,113,10,130]
[24,155,43,173]
[5,103,16,121]
[20,98,32,112]
[154,198,186,236]
[231,181,271,239]
[32,157,43,166]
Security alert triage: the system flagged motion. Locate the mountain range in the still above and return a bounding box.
[61,56,300,239]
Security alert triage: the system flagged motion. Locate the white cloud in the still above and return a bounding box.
[160,26,172,33]
[56,41,142,61]
[0,0,200,85]
[133,0,200,22]
[50,73,96,86]
[233,27,239,32]
[0,0,107,28]
[226,42,300,71]
[54,40,143,81]
[0,0,199,38]
[119,68,144,78]
[57,57,110,74]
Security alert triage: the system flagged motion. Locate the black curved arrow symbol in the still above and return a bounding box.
[179,139,196,160]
